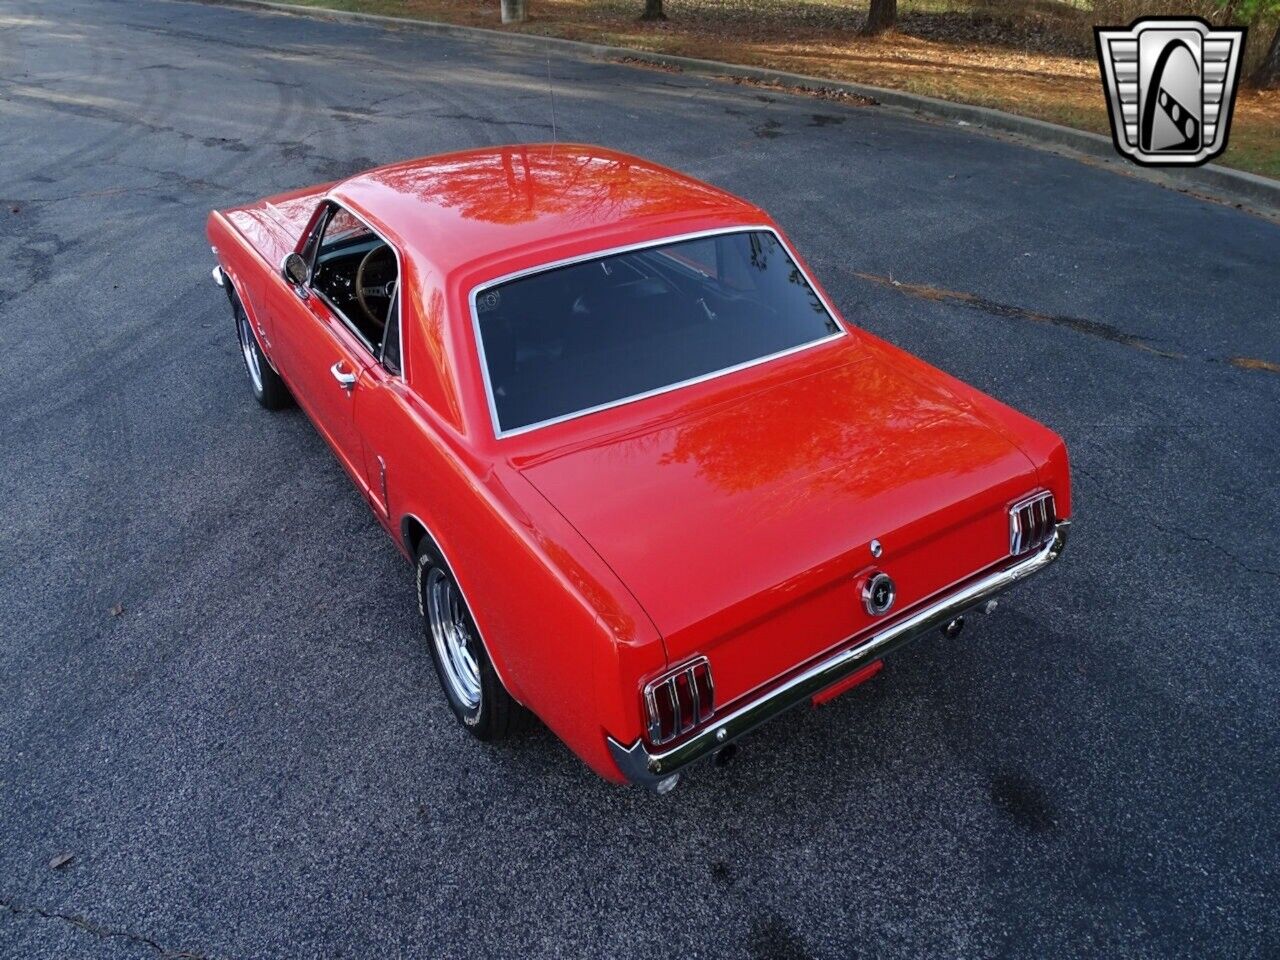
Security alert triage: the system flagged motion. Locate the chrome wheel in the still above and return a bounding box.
[425,567,482,710]
[237,309,264,393]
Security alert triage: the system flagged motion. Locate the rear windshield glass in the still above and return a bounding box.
[475,230,842,434]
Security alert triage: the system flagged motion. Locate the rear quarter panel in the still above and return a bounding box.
[356,375,666,783]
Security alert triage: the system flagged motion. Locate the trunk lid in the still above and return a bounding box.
[520,347,1039,707]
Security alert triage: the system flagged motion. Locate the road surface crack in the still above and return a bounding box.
[855,271,1186,359]
[0,896,218,960]
[428,112,554,130]
[1073,466,1280,583]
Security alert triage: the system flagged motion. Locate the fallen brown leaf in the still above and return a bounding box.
[1229,356,1280,374]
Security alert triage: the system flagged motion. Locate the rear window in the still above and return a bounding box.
[474,230,842,435]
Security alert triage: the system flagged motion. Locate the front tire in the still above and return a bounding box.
[416,542,529,740]
[232,292,291,410]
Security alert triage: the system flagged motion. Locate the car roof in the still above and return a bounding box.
[329,144,764,279]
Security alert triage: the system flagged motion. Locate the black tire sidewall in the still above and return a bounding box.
[234,299,268,403]
[230,291,291,410]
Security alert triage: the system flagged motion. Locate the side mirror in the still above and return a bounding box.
[281,252,309,287]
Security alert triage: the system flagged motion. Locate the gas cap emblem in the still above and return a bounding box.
[862,572,896,616]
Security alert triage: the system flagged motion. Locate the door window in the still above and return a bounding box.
[309,206,400,359]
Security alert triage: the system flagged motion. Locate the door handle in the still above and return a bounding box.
[330,362,358,391]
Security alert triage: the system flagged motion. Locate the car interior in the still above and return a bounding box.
[309,206,400,366]
[477,231,841,432]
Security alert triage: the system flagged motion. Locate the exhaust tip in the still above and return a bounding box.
[655,773,681,795]
[942,616,965,640]
[713,743,739,769]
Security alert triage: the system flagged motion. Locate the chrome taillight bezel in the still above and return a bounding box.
[1009,490,1057,556]
[644,657,715,745]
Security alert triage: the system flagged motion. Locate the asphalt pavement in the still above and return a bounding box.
[1,0,1278,956]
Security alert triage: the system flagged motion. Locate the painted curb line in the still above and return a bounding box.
[187,0,1279,214]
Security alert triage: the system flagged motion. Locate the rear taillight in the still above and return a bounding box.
[1009,491,1057,556]
[644,657,714,745]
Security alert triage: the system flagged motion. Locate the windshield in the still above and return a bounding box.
[474,230,843,435]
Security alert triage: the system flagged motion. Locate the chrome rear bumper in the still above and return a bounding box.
[607,520,1070,789]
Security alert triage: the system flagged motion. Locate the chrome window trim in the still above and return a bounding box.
[380,296,403,377]
[308,199,407,380]
[467,225,849,440]
[299,204,330,279]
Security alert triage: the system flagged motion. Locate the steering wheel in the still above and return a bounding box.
[355,244,397,329]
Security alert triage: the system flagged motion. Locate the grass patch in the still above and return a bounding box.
[281,0,1280,179]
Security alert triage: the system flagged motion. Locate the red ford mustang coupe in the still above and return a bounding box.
[208,145,1070,791]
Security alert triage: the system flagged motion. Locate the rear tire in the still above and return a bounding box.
[231,291,291,410]
[415,541,529,740]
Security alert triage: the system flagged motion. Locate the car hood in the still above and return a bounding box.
[222,183,333,269]
[519,346,1041,700]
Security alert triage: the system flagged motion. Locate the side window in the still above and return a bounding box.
[310,206,399,357]
[298,205,329,274]
[319,208,367,250]
[381,296,401,375]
